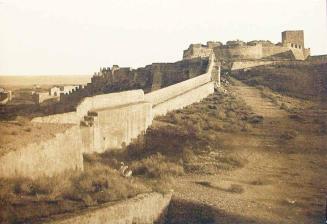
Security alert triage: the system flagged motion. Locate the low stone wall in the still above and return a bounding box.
[153,82,214,117]
[0,126,83,179]
[46,192,172,224]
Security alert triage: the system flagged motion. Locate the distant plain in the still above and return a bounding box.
[0,75,92,88]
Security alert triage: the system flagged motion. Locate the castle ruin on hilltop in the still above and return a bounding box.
[183,30,310,61]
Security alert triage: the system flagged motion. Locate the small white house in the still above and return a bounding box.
[49,85,79,96]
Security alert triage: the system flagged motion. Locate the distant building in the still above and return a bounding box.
[49,85,79,97]
[33,85,81,104]
[0,89,12,105]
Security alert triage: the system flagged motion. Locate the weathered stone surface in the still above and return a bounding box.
[145,54,215,106]
[81,102,153,152]
[0,126,84,179]
[152,82,214,117]
[46,192,172,224]
[231,61,275,71]
[76,90,145,120]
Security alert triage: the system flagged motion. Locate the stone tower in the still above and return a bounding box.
[282,30,305,49]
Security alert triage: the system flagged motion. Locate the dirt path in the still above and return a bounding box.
[170,80,326,224]
[230,78,287,118]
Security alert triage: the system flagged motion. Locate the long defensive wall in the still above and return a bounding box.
[0,54,217,179]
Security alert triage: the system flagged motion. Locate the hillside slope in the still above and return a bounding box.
[232,63,327,100]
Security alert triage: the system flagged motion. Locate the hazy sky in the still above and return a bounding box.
[1,0,326,75]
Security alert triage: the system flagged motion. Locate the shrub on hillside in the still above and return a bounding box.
[248,115,264,124]
[64,165,148,204]
[130,153,184,179]
[280,130,298,140]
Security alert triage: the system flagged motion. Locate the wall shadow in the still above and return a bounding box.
[165,197,274,224]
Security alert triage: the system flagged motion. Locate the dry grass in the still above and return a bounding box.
[63,165,148,204]
[0,163,149,223]
[130,153,184,179]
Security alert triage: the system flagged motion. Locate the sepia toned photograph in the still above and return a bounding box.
[0,0,326,223]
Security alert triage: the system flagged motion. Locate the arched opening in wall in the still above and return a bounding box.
[299,45,302,49]
[54,92,57,96]
[291,43,294,48]
[295,44,298,48]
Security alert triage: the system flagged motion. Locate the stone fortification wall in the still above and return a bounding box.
[183,42,222,59]
[290,47,307,60]
[214,44,308,61]
[32,90,145,124]
[304,48,311,59]
[157,58,209,87]
[60,58,208,109]
[0,126,83,179]
[79,55,214,151]
[81,102,152,153]
[145,54,214,106]
[214,44,263,60]
[231,61,275,70]
[28,54,216,175]
[76,90,144,120]
[308,55,327,64]
[183,44,213,59]
[47,192,172,224]
[145,72,211,106]
[153,82,214,117]
[261,46,293,59]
